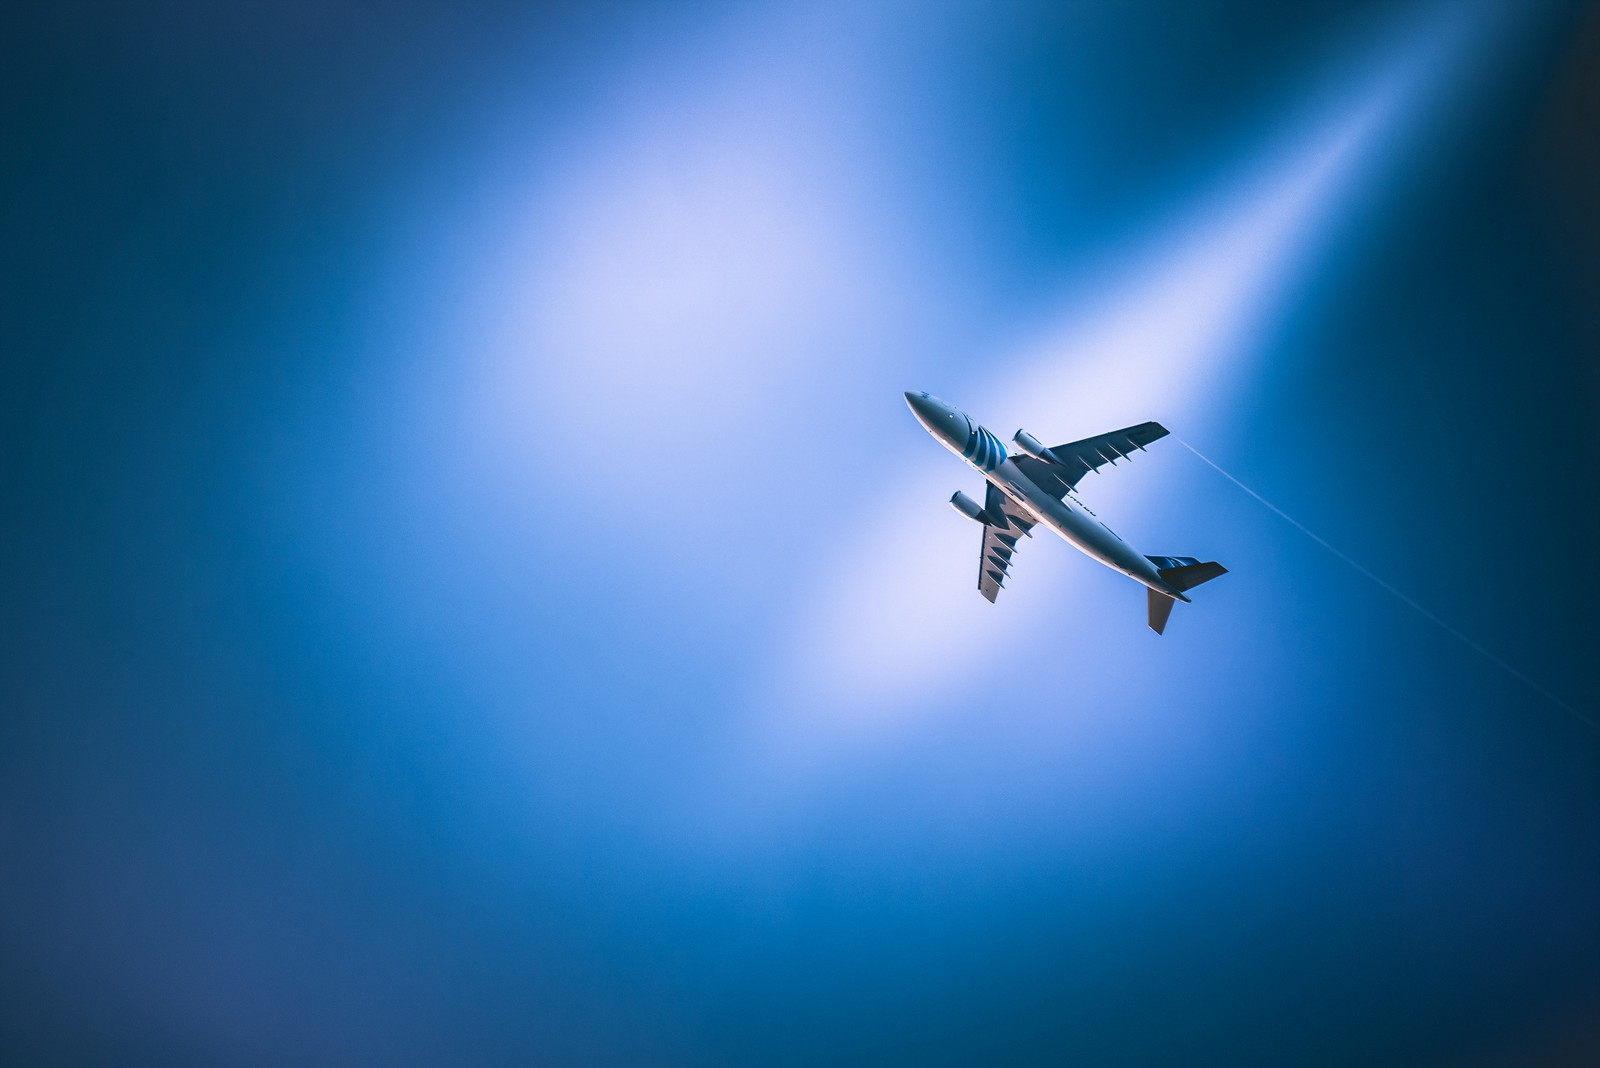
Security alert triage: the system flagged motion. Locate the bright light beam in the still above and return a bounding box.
[759,0,1503,749]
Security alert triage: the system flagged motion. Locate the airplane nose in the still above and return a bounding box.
[904,391,937,423]
[904,391,967,446]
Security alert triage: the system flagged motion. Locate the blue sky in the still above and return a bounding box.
[6,1,1600,1064]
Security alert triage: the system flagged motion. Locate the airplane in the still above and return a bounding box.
[904,391,1226,633]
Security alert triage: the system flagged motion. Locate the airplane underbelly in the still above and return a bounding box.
[996,469,1155,581]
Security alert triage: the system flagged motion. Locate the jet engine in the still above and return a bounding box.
[1012,429,1064,466]
[948,491,987,523]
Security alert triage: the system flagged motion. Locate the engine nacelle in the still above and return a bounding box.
[949,491,987,523]
[1012,429,1064,466]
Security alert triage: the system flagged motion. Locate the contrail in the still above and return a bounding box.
[1177,438,1596,733]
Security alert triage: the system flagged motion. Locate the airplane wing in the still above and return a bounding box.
[979,483,1036,603]
[1011,420,1169,499]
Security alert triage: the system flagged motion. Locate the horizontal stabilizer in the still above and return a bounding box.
[1147,589,1176,634]
[1148,557,1228,593]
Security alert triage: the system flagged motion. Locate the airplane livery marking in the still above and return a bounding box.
[961,425,1007,473]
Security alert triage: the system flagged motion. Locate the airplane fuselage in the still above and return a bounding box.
[906,392,1188,601]
[986,456,1186,600]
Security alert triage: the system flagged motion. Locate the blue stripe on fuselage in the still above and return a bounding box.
[973,426,1005,472]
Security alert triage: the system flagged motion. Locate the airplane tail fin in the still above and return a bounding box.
[1144,556,1228,634]
[1147,589,1176,634]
